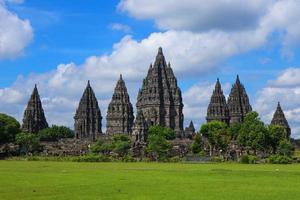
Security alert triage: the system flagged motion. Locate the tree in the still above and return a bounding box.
[90,139,113,155]
[200,121,230,156]
[15,133,41,155]
[146,125,174,161]
[267,125,287,154]
[237,112,268,154]
[227,122,241,140]
[278,140,294,157]
[111,134,132,157]
[148,125,176,140]
[191,133,203,154]
[0,113,21,144]
[38,125,74,141]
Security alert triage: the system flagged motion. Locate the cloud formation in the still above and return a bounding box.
[0,2,33,59]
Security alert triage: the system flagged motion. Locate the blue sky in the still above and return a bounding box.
[1,0,300,138]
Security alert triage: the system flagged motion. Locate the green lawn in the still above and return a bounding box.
[0,161,300,200]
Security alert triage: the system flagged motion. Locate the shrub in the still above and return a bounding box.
[38,125,74,141]
[268,155,292,164]
[73,154,111,162]
[191,134,203,154]
[240,155,250,164]
[90,139,113,155]
[0,113,21,144]
[210,156,222,163]
[15,133,41,155]
[278,140,294,157]
[169,156,181,163]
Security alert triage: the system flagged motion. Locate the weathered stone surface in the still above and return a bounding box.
[136,47,184,135]
[74,81,102,141]
[106,75,134,135]
[22,84,48,133]
[132,110,148,143]
[206,79,229,124]
[227,75,252,124]
[184,121,196,139]
[271,102,291,138]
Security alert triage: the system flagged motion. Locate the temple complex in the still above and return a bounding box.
[271,102,291,138]
[136,47,184,135]
[22,84,48,133]
[106,75,134,135]
[74,81,102,141]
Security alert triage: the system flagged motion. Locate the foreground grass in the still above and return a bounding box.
[0,161,300,200]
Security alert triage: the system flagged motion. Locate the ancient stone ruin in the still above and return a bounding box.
[136,47,184,136]
[106,75,134,135]
[206,76,252,125]
[74,81,102,141]
[227,75,252,124]
[22,84,48,133]
[271,102,291,138]
[206,78,229,124]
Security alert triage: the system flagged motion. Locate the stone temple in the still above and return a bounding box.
[206,78,229,124]
[22,84,48,133]
[227,75,252,124]
[106,75,134,135]
[136,47,184,135]
[74,81,102,140]
[206,76,252,124]
[271,102,291,138]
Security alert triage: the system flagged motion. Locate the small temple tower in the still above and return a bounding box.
[106,75,134,135]
[136,47,184,135]
[132,110,148,143]
[74,81,102,140]
[271,102,291,138]
[206,79,229,124]
[227,75,252,124]
[184,121,196,139]
[22,84,48,133]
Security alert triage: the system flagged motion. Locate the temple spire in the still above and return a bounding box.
[74,81,102,140]
[106,75,134,135]
[227,75,252,124]
[22,84,48,133]
[136,47,184,135]
[206,79,229,124]
[271,102,291,138]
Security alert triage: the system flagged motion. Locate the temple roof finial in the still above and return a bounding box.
[158,47,163,54]
[120,74,123,80]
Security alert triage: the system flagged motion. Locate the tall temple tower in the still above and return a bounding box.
[271,102,291,138]
[136,47,184,134]
[74,81,102,140]
[106,75,134,135]
[227,75,252,124]
[22,84,48,133]
[206,79,229,124]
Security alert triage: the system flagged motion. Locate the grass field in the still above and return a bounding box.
[0,161,300,200]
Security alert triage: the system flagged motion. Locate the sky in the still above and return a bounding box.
[1,0,300,138]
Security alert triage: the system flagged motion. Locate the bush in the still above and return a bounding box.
[15,133,42,155]
[191,134,203,154]
[278,140,294,157]
[38,125,74,141]
[240,155,249,164]
[73,154,111,162]
[268,155,292,164]
[210,156,222,162]
[169,156,181,163]
[0,113,21,144]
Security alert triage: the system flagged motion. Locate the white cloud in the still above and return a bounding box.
[110,23,132,33]
[0,2,33,59]
[118,0,274,32]
[255,68,300,139]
